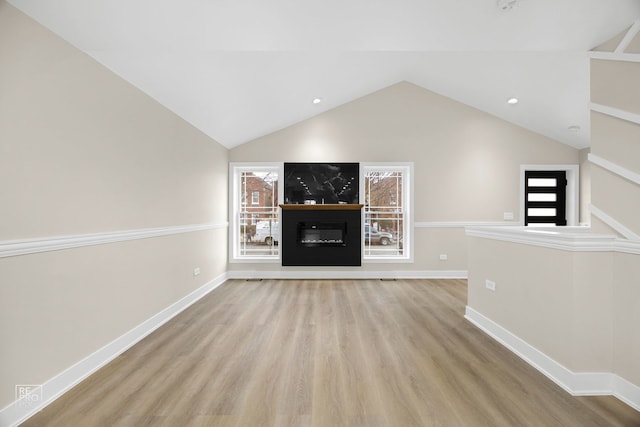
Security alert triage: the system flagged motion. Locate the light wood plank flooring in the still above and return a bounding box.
[22,279,640,426]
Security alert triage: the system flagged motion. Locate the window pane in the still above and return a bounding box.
[528,193,556,202]
[528,208,556,217]
[528,178,556,187]
[365,171,403,209]
[363,215,404,257]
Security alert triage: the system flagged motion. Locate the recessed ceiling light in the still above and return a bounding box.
[312,97,322,105]
[506,97,519,105]
[567,125,581,132]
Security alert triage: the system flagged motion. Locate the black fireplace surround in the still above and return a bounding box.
[281,207,362,266]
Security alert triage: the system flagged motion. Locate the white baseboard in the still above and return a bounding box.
[227,270,468,280]
[465,306,640,412]
[415,221,518,228]
[613,375,640,412]
[0,273,228,427]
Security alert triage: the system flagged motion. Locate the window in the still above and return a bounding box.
[230,164,280,261]
[362,164,412,261]
[520,165,579,227]
[230,162,412,262]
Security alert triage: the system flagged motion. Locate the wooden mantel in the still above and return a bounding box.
[279,204,364,211]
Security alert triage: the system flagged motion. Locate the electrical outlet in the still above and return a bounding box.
[193,267,201,276]
[485,280,496,291]
[503,212,514,220]
[439,254,448,261]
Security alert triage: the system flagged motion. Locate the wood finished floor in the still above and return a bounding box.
[23,279,640,427]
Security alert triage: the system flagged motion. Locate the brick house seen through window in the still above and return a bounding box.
[236,170,279,257]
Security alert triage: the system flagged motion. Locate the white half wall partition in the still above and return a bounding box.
[465,226,640,411]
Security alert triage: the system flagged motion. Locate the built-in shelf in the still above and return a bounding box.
[279,204,364,211]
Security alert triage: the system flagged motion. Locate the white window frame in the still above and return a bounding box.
[361,162,414,263]
[229,162,283,263]
[519,164,579,227]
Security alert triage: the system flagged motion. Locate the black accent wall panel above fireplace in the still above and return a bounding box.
[281,208,361,266]
[284,162,359,205]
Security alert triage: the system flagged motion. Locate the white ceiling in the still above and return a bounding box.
[7,0,640,149]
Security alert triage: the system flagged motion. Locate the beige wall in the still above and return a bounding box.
[591,112,640,173]
[467,234,639,389]
[467,237,576,367]
[467,236,640,380]
[229,81,580,273]
[591,59,640,116]
[591,165,640,236]
[0,2,228,408]
[612,252,640,386]
[588,31,640,387]
[590,57,640,237]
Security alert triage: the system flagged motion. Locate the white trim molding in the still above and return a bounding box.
[0,274,228,427]
[588,153,640,187]
[227,270,468,280]
[465,306,640,411]
[0,223,226,259]
[589,51,640,63]
[415,221,518,228]
[615,18,640,54]
[589,204,640,242]
[591,103,640,126]
[614,239,640,255]
[465,226,622,252]
[466,225,640,254]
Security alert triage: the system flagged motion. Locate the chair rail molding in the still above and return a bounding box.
[588,153,640,187]
[466,225,640,254]
[0,223,228,258]
[590,103,640,126]
[589,52,640,63]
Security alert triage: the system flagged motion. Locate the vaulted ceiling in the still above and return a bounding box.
[7,0,640,149]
